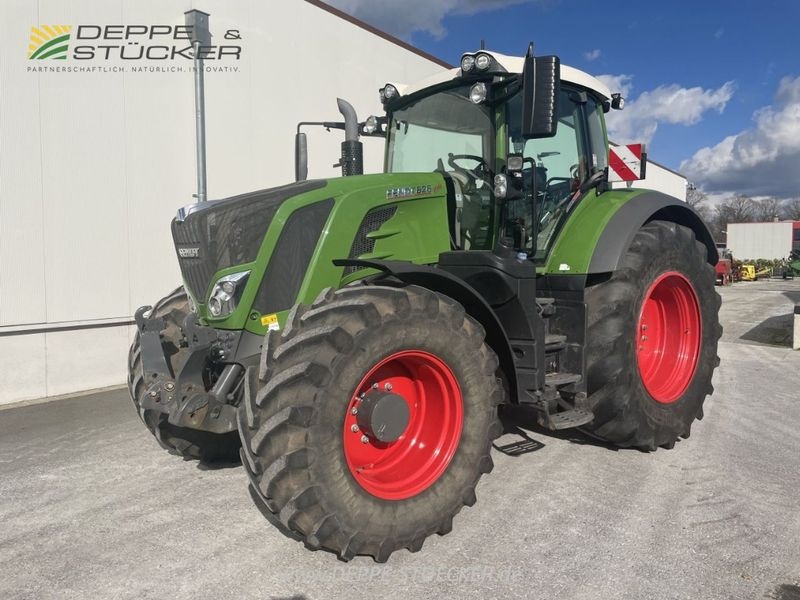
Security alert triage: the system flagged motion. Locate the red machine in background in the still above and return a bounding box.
[715,244,734,286]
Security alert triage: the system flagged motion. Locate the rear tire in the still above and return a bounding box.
[237,285,503,561]
[582,221,722,450]
[127,287,240,462]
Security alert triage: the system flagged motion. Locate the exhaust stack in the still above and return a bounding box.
[337,98,363,176]
[295,131,308,182]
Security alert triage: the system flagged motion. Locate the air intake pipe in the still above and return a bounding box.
[337,98,363,176]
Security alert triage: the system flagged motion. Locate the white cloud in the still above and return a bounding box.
[596,74,633,97]
[681,76,800,199]
[326,0,535,38]
[596,74,735,145]
[584,49,601,61]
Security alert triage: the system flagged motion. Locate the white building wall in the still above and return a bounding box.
[726,222,794,260]
[639,160,687,201]
[0,1,690,405]
[0,0,444,405]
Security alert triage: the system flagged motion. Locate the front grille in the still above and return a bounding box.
[171,180,324,301]
[253,199,334,315]
[343,205,398,275]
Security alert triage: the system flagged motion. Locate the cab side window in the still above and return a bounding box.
[522,90,585,217]
[585,97,608,173]
[506,89,589,256]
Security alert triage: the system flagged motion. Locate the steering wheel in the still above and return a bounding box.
[447,153,492,182]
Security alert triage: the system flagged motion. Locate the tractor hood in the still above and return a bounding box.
[171,172,450,331]
[171,180,327,306]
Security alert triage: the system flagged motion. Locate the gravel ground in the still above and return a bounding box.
[1,279,799,600]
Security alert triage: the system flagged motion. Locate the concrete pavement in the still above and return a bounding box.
[1,280,799,600]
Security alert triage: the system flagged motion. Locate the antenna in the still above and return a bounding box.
[480,39,485,50]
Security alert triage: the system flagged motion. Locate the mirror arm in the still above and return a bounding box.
[580,169,608,195]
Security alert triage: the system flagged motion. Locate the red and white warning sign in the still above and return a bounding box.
[608,143,646,182]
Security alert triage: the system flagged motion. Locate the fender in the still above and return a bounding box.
[588,191,718,273]
[333,258,518,400]
[544,189,718,276]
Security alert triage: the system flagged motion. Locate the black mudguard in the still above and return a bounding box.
[333,258,519,400]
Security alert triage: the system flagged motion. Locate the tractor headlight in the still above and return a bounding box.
[470,82,487,104]
[461,55,475,72]
[207,271,250,318]
[208,295,224,317]
[475,53,491,70]
[380,84,400,105]
[363,115,379,134]
[494,174,508,199]
[383,84,398,99]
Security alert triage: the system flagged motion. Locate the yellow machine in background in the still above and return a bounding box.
[741,265,757,281]
[740,264,771,281]
[756,266,772,278]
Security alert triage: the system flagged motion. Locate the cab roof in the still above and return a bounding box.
[391,50,613,101]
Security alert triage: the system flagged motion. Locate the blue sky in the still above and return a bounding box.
[328,0,800,199]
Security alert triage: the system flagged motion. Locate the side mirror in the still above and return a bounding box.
[295,132,308,182]
[521,45,560,139]
[607,144,647,182]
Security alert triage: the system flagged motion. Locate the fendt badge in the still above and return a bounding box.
[385,185,432,199]
[178,247,201,258]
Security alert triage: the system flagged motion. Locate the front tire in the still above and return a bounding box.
[127,287,241,462]
[582,220,722,450]
[237,285,503,561]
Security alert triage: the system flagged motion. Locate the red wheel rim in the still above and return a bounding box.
[343,350,463,500]
[636,272,702,403]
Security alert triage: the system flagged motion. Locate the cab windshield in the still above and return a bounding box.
[386,84,495,249]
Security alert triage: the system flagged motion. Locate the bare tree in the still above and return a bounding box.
[716,194,755,224]
[784,198,800,220]
[686,184,711,222]
[752,197,784,222]
[713,194,755,243]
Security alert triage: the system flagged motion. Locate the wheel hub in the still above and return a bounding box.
[636,271,702,403]
[356,389,411,443]
[343,350,464,500]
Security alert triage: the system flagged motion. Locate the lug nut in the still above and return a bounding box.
[641,324,648,330]
[384,383,392,391]
[165,382,175,391]
[641,336,648,342]
[372,383,378,389]
[149,390,158,398]
[360,435,369,443]
[351,407,358,415]
[351,424,359,432]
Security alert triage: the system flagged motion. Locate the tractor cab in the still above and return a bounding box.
[376,49,628,261]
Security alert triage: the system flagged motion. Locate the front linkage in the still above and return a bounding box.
[133,306,240,435]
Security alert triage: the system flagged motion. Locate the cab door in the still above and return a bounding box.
[504,87,607,261]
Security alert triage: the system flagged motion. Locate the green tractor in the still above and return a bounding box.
[781,249,800,279]
[129,46,721,561]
